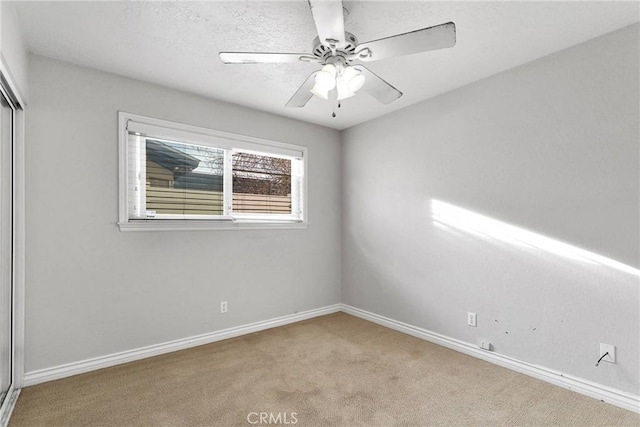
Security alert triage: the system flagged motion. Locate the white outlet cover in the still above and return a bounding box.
[468,312,477,327]
[599,343,616,364]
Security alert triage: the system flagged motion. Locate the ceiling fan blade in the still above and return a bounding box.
[219,52,309,64]
[355,66,402,105]
[286,72,319,108]
[356,22,456,62]
[308,0,346,48]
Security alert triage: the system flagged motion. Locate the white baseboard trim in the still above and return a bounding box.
[23,304,340,387]
[341,304,640,414]
[21,303,640,414]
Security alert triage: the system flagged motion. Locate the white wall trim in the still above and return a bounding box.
[23,304,340,387]
[340,304,640,414]
[117,220,308,232]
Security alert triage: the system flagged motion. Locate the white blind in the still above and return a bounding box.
[126,120,303,159]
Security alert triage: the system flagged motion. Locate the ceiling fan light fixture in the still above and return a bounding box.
[221,2,456,109]
[336,77,355,100]
[316,64,337,88]
[310,64,337,99]
[310,85,330,99]
[342,66,366,92]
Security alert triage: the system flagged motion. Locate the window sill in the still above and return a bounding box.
[117,220,308,232]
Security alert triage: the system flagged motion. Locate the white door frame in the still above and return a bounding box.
[0,56,26,426]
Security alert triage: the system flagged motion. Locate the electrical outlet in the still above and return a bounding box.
[467,312,477,327]
[599,343,615,364]
[220,301,228,314]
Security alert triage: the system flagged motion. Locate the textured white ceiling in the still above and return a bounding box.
[13,1,640,130]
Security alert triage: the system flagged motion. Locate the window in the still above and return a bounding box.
[118,112,306,231]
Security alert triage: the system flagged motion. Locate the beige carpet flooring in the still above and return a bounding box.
[10,313,640,426]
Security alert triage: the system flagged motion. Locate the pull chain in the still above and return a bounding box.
[331,100,341,118]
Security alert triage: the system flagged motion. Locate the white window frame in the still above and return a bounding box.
[118,112,308,231]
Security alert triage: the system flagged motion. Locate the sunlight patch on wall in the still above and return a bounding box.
[431,199,639,277]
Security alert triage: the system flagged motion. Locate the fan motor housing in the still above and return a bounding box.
[311,32,359,63]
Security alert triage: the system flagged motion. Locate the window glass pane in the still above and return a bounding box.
[232,152,292,215]
[145,138,224,216]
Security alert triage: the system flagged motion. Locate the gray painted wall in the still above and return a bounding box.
[25,55,341,372]
[341,24,639,394]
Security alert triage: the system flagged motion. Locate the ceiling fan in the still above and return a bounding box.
[219,0,456,109]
